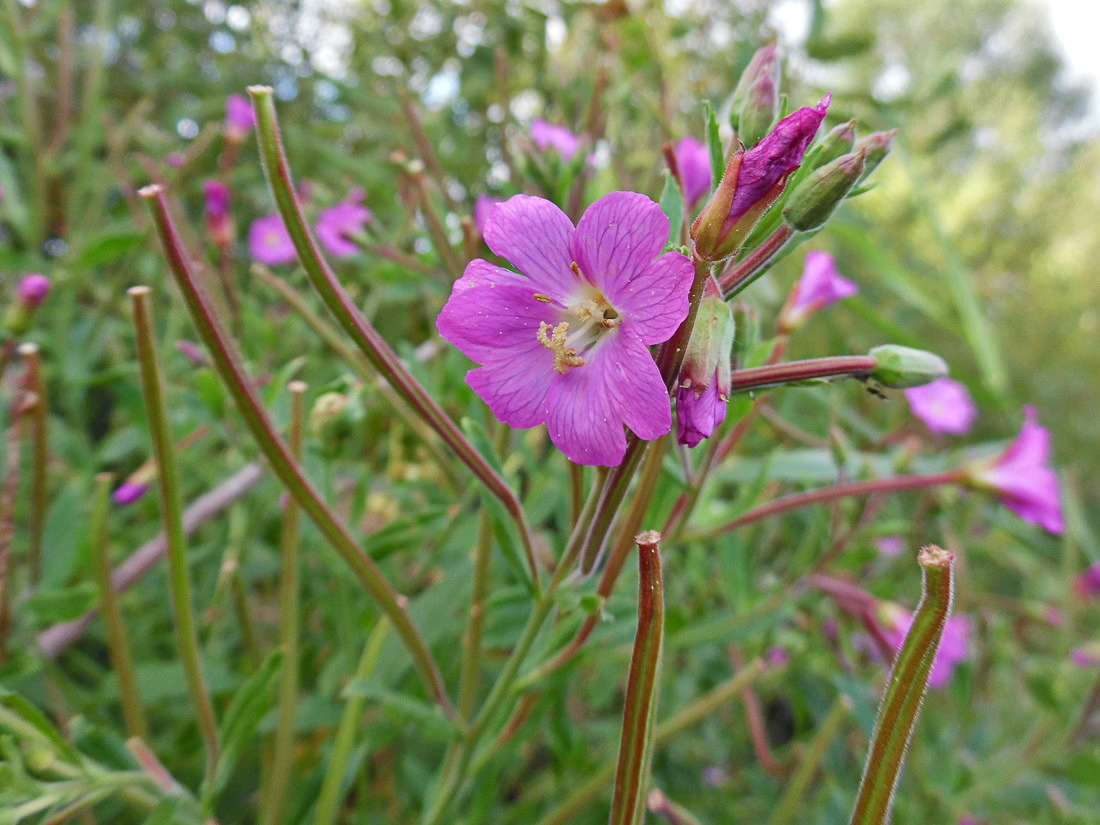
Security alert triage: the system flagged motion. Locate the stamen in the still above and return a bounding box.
[570,261,584,279]
[537,321,586,374]
[533,293,553,304]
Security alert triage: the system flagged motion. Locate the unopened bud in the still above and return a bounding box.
[203,181,234,248]
[853,129,898,182]
[782,149,866,232]
[676,296,735,447]
[869,344,949,389]
[733,44,781,147]
[5,273,52,335]
[309,391,357,455]
[813,119,858,167]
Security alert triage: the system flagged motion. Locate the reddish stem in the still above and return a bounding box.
[729,355,877,393]
[719,223,795,297]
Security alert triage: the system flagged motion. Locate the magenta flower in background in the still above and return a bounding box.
[18,274,51,307]
[178,340,208,367]
[249,214,297,266]
[966,405,1063,534]
[779,250,857,330]
[1074,562,1100,599]
[1071,645,1100,668]
[765,646,790,668]
[905,377,978,435]
[225,93,256,142]
[316,189,373,257]
[673,136,712,207]
[112,481,149,507]
[531,119,582,161]
[886,611,973,689]
[692,95,830,261]
[437,192,693,466]
[474,194,502,236]
[874,535,905,558]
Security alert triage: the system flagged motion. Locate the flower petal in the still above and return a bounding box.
[597,330,673,441]
[610,251,694,345]
[437,259,557,364]
[572,191,670,297]
[466,349,555,430]
[482,195,578,301]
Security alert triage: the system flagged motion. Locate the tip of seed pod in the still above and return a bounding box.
[918,544,954,568]
[634,530,662,547]
[246,85,273,96]
[137,184,162,198]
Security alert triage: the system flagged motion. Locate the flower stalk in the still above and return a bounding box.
[129,286,220,782]
[18,343,47,585]
[247,86,538,585]
[719,223,796,298]
[848,545,956,825]
[138,185,456,721]
[728,355,877,393]
[609,532,666,825]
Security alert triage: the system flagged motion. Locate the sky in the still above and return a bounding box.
[1043,0,1100,123]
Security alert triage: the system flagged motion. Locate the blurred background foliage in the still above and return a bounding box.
[1,0,1098,823]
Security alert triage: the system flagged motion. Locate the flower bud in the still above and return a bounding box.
[853,129,897,182]
[676,296,735,447]
[5,274,51,336]
[203,181,234,248]
[732,44,781,147]
[309,390,365,455]
[868,344,949,389]
[691,95,830,262]
[782,149,866,232]
[813,119,858,167]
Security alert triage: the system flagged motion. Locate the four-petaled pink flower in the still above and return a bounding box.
[885,611,972,689]
[225,93,256,142]
[673,136,712,208]
[316,189,373,257]
[905,377,978,435]
[248,214,297,266]
[531,119,582,162]
[437,192,693,466]
[966,405,1063,534]
[778,250,857,331]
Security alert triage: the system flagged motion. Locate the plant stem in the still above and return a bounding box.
[0,391,31,660]
[140,185,457,721]
[128,286,220,782]
[690,472,961,541]
[848,545,955,825]
[3,0,46,247]
[18,343,47,586]
[89,473,149,740]
[263,382,306,825]
[248,87,537,587]
[609,533,665,825]
[458,511,494,718]
[719,223,795,298]
[728,355,878,394]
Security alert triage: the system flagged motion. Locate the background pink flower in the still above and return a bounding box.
[249,213,296,265]
[905,377,978,435]
[530,119,581,161]
[437,192,693,465]
[225,93,256,141]
[780,250,857,329]
[673,136,712,208]
[474,194,502,236]
[18,273,51,307]
[886,611,973,689]
[316,189,373,257]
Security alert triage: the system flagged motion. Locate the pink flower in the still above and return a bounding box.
[779,250,857,330]
[677,380,727,448]
[18,274,51,307]
[765,645,789,668]
[203,181,233,247]
[225,93,255,142]
[874,535,906,558]
[437,192,693,466]
[112,481,149,506]
[531,119,582,161]
[673,136,712,208]
[178,340,208,367]
[474,194,502,236]
[315,189,373,257]
[967,406,1063,534]
[1074,562,1100,600]
[1071,645,1100,668]
[676,295,733,448]
[248,214,297,265]
[904,377,977,435]
[886,611,973,689]
[692,96,830,261]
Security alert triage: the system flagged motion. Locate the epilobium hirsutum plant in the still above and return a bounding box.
[2,27,1080,825]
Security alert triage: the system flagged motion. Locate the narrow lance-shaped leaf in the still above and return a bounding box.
[609,531,666,825]
[848,544,956,825]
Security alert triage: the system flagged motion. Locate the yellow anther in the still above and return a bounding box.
[537,321,586,374]
[533,293,553,303]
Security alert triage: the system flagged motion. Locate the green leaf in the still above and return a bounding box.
[658,171,684,248]
[0,690,82,764]
[703,101,724,187]
[139,798,181,825]
[339,683,459,742]
[73,230,146,268]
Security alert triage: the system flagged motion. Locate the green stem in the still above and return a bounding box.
[689,472,961,541]
[312,618,392,825]
[248,87,538,588]
[18,343,47,586]
[3,0,45,247]
[128,286,220,783]
[89,473,149,740]
[533,659,766,825]
[264,381,306,825]
[848,545,955,825]
[609,533,665,825]
[138,186,456,722]
[459,511,494,718]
